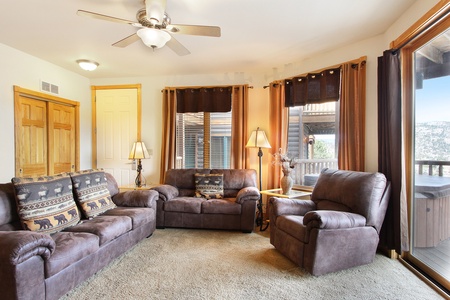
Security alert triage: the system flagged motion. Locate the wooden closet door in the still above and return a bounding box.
[15,96,48,177]
[48,103,76,174]
[14,86,80,177]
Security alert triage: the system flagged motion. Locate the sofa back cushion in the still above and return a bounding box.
[105,172,119,197]
[164,168,257,198]
[11,173,81,234]
[211,169,257,198]
[311,168,388,230]
[0,183,18,227]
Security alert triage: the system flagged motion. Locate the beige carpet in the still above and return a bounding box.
[62,228,443,300]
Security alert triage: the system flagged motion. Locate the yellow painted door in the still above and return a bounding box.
[15,97,47,177]
[95,89,138,186]
[48,103,76,174]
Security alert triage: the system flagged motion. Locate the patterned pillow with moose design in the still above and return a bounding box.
[12,173,81,234]
[70,169,116,219]
[194,173,224,199]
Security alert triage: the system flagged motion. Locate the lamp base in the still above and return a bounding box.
[135,158,144,188]
[255,196,269,231]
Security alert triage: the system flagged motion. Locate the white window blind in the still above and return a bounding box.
[176,111,231,169]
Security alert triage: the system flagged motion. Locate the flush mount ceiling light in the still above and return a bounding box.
[76,59,99,71]
[137,28,171,49]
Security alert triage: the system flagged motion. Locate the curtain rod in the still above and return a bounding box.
[162,84,253,91]
[264,56,367,88]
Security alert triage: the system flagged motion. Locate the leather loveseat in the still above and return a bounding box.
[152,168,260,233]
[0,171,158,300]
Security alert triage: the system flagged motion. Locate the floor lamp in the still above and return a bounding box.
[129,141,150,187]
[246,127,271,231]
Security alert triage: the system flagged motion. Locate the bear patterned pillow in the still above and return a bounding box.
[12,173,81,234]
[70,169,116,218]
[194,173,224,200]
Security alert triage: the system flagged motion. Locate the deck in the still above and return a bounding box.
[413,238,450,281]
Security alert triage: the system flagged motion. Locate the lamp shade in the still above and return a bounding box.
[129,142,150,159]
[246,127,271,149]
[137,28,171,49]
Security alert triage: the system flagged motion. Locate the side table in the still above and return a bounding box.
[260,188,312,199]
[119,184,156,193]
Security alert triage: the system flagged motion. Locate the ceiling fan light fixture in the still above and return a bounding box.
[137,28,171,49]
[76,59,99,71]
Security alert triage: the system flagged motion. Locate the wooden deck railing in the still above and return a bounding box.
[292,159,338,185]
[416,160,450,177]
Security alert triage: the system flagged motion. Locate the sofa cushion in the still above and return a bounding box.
[276,215,309,242]
[194,173,224,199]
[164,197,205,214]
[11,173,81,234]
[202,199,241,215]
[45,231,99,277]
[102,207,154,228]
[64,215,132,246]
[70,169,116,219]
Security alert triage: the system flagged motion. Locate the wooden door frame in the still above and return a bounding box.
[91,84,142,168]
[14,85,80,176]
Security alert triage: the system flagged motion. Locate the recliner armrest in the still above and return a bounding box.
[0,231,55,265]
[151,184,179,201]
[112,190,159,208]
[235,187,260,204]
[303,210,366,230]
[269,197,316,216]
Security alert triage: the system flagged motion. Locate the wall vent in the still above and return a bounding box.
[40,80,59,95]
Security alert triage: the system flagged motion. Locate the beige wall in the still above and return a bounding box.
[0,0,439,185]
[0,43,92,182]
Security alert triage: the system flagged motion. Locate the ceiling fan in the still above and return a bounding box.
[77,0,221,56]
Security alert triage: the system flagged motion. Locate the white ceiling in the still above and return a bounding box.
[0,0,417,79]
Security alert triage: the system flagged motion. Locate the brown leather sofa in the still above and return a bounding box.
[0,173,158,300]
[152,168,260,233]
[269,168,391,275]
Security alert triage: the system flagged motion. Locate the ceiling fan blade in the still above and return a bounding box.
[145,0,167,24]
[77,10,140,26]
[166,24,221,37]
[166,35,190,56]
[112,33,141,48]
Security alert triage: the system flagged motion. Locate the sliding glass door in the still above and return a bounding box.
[406,21,450,291]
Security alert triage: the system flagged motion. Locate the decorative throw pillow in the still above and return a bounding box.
[70,169,116,219]
[12,173,81,234]
[194,173,224,200]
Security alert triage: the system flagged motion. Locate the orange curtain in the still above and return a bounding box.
[231,85,250,169]
[268,81,289,189]
[159,89,177,183]
[338,59,366,171]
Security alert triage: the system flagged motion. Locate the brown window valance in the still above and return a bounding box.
[176,87,232,113]
[284,67,341,107]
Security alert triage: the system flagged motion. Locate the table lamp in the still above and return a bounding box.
[129,141,150,187]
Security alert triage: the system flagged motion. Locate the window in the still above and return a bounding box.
[176,111,232,169]
[287,101,339,186]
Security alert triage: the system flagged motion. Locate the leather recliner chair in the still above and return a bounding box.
[269,168,391,276]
